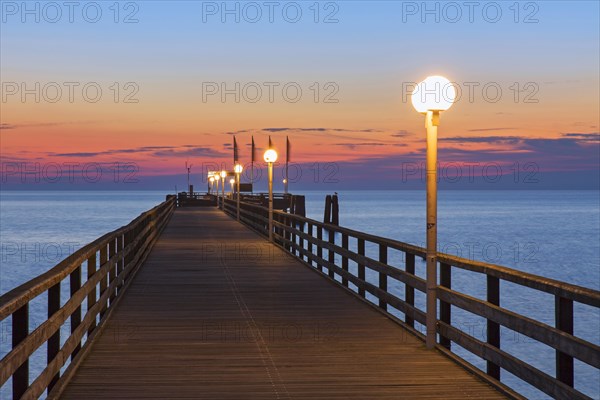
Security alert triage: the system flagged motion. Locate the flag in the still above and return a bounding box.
[251,136,256,163]
[286,136,290,163]
[233,136,238,163]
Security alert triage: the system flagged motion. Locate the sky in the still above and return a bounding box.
[1,0,599,190]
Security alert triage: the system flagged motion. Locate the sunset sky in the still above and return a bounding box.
[1,1,598,189]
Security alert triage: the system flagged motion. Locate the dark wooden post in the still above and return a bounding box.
[379,244,387,310]
[357,238,365,298]
[328,229,335,279]
[298,218,304,262]
[324,195,332,224]
[283,215,296,254]
[99,243,108,319]
[47,283,60,393]
[487,275,500,379]
[555,296,574,386]
[87,252,97,335]
[439,263,452,349]
[405,253,415,328]
[307,223,313,267]
[70,265,82,359]
[116,234,124,293]
[109,238,117,304]
[12,303,29,400]
[331,194,339,225]
[317,226,323,272]
[341,233,349,287]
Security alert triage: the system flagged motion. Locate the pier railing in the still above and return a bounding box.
[0,197,175,400]
[223,198,600,400]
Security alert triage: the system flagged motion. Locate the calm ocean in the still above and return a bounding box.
[1,190,598,399]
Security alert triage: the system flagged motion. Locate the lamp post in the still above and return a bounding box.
[209,176,215,194]
[234,163,243,221]
[220,170,227,209]
[229,178,235,195]
[264,149,278,242]
[411,75,456,349]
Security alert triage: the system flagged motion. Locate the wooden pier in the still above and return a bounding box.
[1,195,599,399]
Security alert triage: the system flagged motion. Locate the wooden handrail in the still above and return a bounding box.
[223,198,600,400]
[0,197,175,399]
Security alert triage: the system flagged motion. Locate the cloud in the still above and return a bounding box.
[467,127,516,132]
[334,142,387,150]
[391,130,412,137]
[50,145,227,159]
[152,147,225,158]
[440,136,522,144]
[1,121,99,130]
[261,127,380,134]
[562,132,600,142]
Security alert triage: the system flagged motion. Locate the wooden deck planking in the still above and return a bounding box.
[60,208,505,399]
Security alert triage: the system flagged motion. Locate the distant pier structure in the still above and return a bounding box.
[1,191,598,400]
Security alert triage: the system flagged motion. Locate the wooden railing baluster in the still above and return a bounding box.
[70,265,82,359]
[47,282,61,393]
[379,244,387,310]
[341,233,349,287]
[12,303,29,400]
[109,238,117,304]
[439,262,451,349]
[317,226,323,272]
[87,253,97,335]
[487,275,500,379]
[328,228,335,279]
[99,243,108,319]
[555,295,574,387]
[357,238,365,298]
[307,223,313,267]
[405,253,415,328]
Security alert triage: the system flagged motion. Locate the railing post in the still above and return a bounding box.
[116,233,124,293]
[87,252,97,335]
[317,226,323,272]
[285,214,291,251]
[378,244,387,310]
[298,219,304,261]
[70,265,82,359]
[357,238,365,298]
[341,233,349,287]
[109,238,117,304]
[99,243,108,319]
[289,215,295,255]
[328,228,335,279]
[405,253,415,328]
[12,303,29,400]
[439,263,451,349]
[307,223,313,267]
[47,283,60,393]
[487,275,500,379]
[555,295,574,387]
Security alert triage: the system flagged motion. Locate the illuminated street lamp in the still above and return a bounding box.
[229,178,235,194]
[234,163,243,221]
[411,75,456,349]
[220,170,227,208]
[209,176,215,194]
[264,149,278,242]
